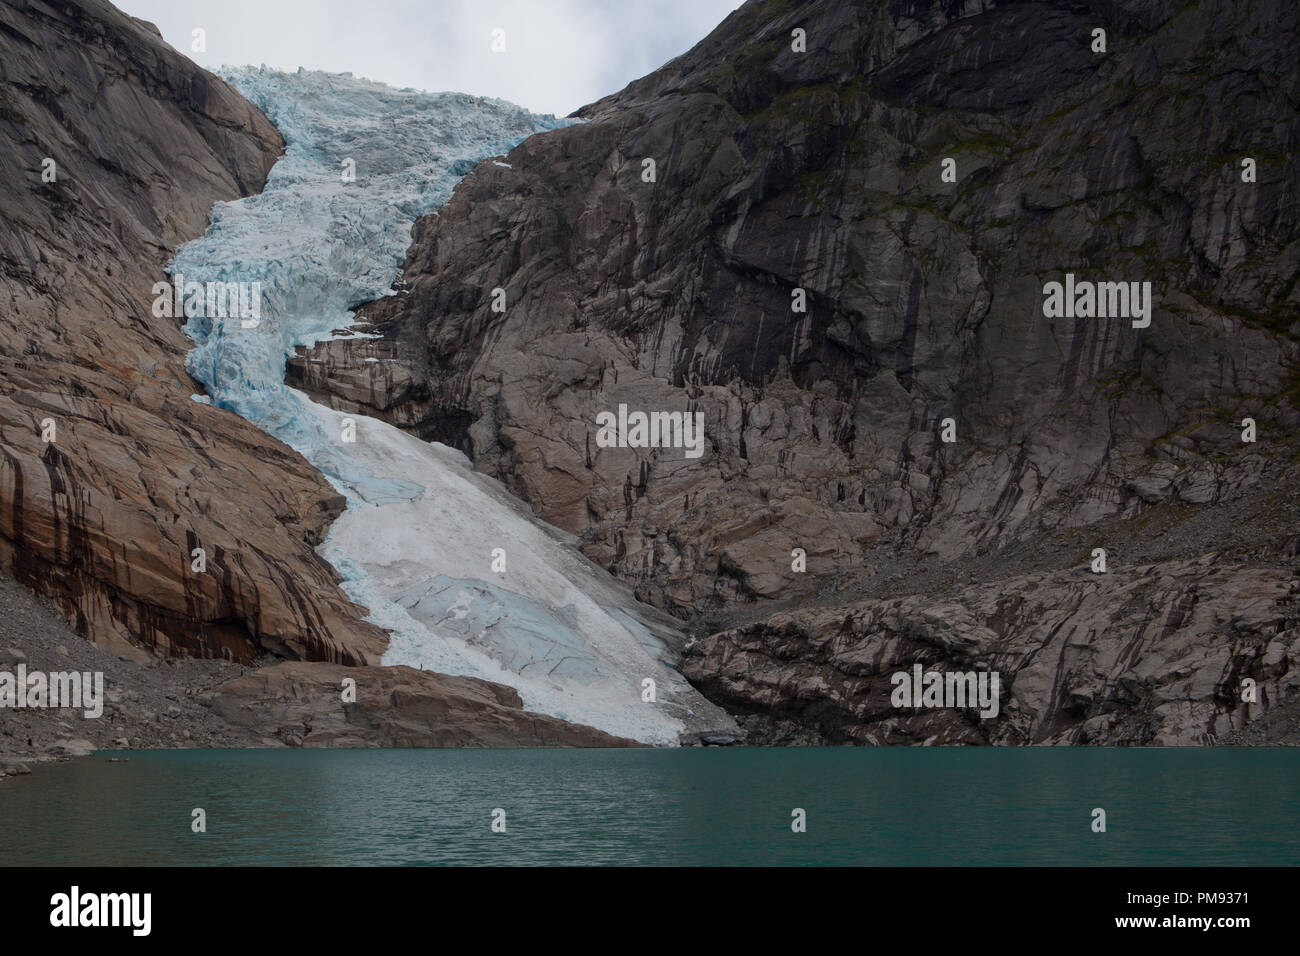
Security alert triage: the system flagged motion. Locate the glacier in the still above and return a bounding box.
[170,68,737,745]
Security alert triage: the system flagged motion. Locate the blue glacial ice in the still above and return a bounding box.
[170,68,733,745]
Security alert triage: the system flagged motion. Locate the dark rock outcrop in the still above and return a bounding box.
[0,0,387,664]
[683,555,1300,745]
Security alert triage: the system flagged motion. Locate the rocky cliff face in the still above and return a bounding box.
[295,0,1299,611]
[292,0,1300,743]
[0,0,387,664]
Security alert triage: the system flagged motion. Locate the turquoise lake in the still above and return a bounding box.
[1,748,1296,866]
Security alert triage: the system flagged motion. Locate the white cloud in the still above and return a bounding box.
[114,0,743,116]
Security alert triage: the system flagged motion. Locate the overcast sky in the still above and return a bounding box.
[115,0,743,116]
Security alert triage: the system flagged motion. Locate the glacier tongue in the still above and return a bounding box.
[170,67,736,745]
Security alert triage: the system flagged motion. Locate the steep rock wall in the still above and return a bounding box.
[0,0,387,664]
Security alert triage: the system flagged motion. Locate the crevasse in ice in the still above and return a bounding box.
[171,68,704,744]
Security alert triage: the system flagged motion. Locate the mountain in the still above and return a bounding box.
[293,0,1300,744]
[4,0,1297,750]
[0,0,719,752]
